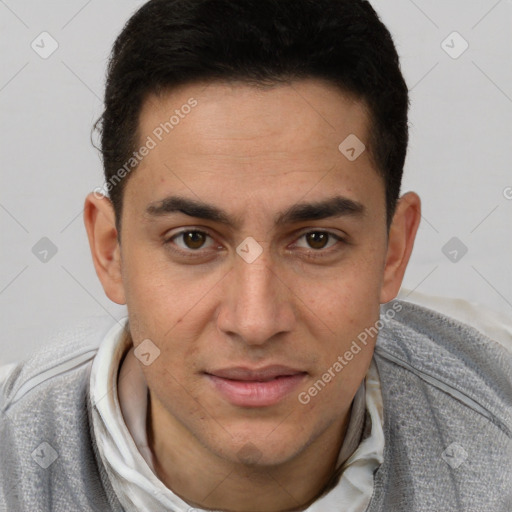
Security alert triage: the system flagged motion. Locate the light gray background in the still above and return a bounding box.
[1,1,511,365]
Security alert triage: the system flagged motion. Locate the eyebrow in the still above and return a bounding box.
[145,195,365,227]
[146,196,233,224]
[276,196,365,225]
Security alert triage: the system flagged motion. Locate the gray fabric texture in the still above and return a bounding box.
[1,301,511,512]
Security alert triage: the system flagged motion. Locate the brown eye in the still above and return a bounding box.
[305,232,329,249]
[183,231,207,249]
[169,230,215,251]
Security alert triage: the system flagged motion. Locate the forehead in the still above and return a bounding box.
[125,79,383,220]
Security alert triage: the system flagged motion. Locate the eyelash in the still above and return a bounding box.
[163,228,346,260]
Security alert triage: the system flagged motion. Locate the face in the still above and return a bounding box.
[87,78,418,469]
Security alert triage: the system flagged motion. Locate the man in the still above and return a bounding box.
[1,0,511,511]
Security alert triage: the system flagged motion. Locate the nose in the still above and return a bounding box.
[216,249,296,346]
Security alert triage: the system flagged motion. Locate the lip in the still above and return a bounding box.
[205,365,307,407]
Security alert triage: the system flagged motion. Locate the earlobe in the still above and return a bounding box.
[83,192,126,305]
[379,191,421,304]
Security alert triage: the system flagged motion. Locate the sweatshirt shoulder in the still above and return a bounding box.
[0,315,123,512]
[0,315,116,412]
[375,299,512,433]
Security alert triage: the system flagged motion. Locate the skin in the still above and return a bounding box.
[84,78,421,511]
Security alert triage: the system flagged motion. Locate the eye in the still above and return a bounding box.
[168,230,216,251]
[294,231,342,250]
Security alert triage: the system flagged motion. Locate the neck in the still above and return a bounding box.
[146,390,351,512]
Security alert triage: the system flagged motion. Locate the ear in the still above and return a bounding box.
[380,191,421,304]
[83,192,126,305]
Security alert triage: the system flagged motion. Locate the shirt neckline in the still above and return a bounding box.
[90,317,385,512]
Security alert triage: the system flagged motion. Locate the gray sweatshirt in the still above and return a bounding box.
[1,300,511,511]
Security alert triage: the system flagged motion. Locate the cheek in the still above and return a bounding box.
[122,244,189,331]
[125,263,211,372]
[295,261,382,384]
[302,265,382,329]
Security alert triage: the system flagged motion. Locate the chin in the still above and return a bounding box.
[212,427,308,468]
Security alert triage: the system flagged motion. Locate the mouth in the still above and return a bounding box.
[204,365,308,407]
